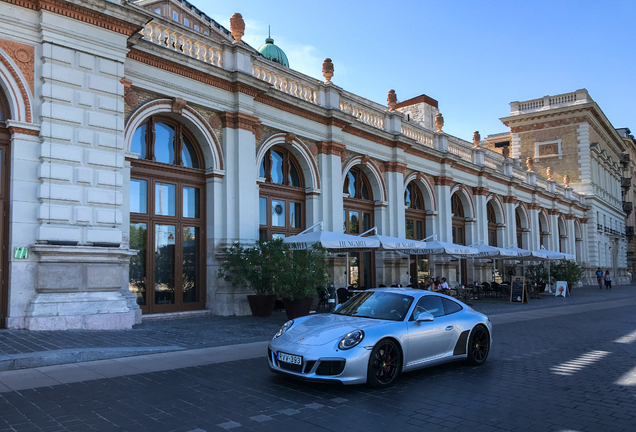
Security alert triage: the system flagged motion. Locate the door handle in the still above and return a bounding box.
[445,326,454,331]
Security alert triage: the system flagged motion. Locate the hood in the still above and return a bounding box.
[283,314,388,346]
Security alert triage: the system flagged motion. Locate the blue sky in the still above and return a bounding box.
[202,0,636,141]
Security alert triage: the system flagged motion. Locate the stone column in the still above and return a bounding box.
[316,141,345,232]
[566,215,576,255]
[548,210,560,251]
[433,176,453,242]
[472,188,488,244]
[501,197,516,248]
[219,112,260,244]
[528,204,541,250]
[383,162,407,237]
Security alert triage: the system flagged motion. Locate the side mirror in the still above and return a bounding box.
[415,311,434,323]
[334,304,342,311]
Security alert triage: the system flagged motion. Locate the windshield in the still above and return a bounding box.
[333,291,414,321]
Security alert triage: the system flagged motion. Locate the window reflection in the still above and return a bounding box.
[129,223,147,306]
[183,187,199,218]
[270,151,284,184]
[182,226,199,303]
[182,135,199,168]
[130,179,147,214]
[131,124,147,158]
[272,199,285,227]
[155,182,176,216]
[155,224,176,305]
[154,122,175,164]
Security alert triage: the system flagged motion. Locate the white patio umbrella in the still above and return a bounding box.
[363,233,432,254]
[526,246,575,293]
[473,243,522,258]
[283,223,381,288]
[416,240,479,256]
[283,228,380,252]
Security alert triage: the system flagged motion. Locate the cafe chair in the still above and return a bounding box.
[316,288,329,312]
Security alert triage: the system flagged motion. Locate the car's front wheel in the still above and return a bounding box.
[467,325,490,365]
[366,338,401,388]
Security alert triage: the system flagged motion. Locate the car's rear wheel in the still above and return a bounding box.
[366,338,401,388]
[467,325,490,365]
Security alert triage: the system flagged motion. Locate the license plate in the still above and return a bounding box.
[277,352,302,365]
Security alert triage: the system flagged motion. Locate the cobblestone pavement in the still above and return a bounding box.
[0,284,630,353]
[0,285,634,431]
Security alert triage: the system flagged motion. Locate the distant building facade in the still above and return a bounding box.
[0,0,628,330]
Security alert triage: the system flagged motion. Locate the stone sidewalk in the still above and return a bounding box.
[0,284,633,372]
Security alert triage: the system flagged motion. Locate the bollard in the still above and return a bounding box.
[328,283,336,313]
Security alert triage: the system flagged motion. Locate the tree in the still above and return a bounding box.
[276,246,329,301]
[551,260,585,290]
[217,238,286,296]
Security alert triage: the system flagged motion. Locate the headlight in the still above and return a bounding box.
[274,320,294,339]
[338,330,365,350]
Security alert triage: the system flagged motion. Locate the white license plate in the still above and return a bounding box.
[277,352,302,365]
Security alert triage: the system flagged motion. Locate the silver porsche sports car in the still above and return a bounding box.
[268,288,492,388]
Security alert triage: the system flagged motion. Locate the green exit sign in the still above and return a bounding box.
[14,247,28,259]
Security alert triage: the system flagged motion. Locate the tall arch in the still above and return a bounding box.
[256,133,320,190]
[558,216,567,253]
[342,156,386,202]
[0,47,34,123]
[515,203,530,249]
[125,99,223,172]
[450,184,475,218]
[403,172,436,212]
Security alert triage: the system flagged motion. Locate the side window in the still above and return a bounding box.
[441,298,463,316]
[411,295,444,320]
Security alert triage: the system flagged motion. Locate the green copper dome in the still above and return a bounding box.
[258,37,289,68]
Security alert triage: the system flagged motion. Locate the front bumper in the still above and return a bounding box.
[267,341,370,385]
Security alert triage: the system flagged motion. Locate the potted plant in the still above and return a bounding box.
[525,263,549,292]
[551,260,584,295]
[217,238,285,317]
[277,245,329,319]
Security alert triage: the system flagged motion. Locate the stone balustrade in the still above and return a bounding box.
[252,58,319,105]
[511,90,590,114]
[448,137,473,162]
[401,123,434,147]
[140,21,225,67]
[339,93,386,129]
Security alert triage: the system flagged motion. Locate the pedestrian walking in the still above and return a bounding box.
[595,268,603,289]
[604,270,612,290]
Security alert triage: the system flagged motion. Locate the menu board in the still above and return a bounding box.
[510,276,527,303]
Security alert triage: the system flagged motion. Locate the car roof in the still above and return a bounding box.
[366,287,429,295]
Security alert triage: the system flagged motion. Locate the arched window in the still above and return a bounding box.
[405,182,429,286]
[131,117,201,168]
[128,117,206,315]
[487,202,497,247]
[452,194,465,218]
[343,166,375,288]
[515,211,523,248]
[258,146,305,239]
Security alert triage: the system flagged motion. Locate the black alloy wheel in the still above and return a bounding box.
[367,339,401,388]
[467,325,490,365]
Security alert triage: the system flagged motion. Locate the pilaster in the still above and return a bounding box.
[433,176,453,242]
[383,162,407,237]
[316,141,345,232]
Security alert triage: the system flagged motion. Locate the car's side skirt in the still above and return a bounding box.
[453,330,470,355]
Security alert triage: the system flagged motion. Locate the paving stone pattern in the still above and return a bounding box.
[0,286,634,431]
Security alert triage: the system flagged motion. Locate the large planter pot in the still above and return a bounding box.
[247,294,277,318]
[283,297,313,320]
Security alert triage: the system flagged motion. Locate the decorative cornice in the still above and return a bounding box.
[580,218,588,224]
[315,141,345,157]
[432,176,453,187]
[527,203,541,210]
[127,49,235,93]
[564,214,577,220]
[502,196,517,204]
[219,111,260,132]
[2,0,144,36]
[8,126,38,136]
[255,93,327,125]
[383,161,407,174]
[547,209,560,215]
[326,117,349,129]
[472,187,489,196]
[510,115,587,134]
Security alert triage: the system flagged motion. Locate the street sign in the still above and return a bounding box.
[14,247,28,259]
